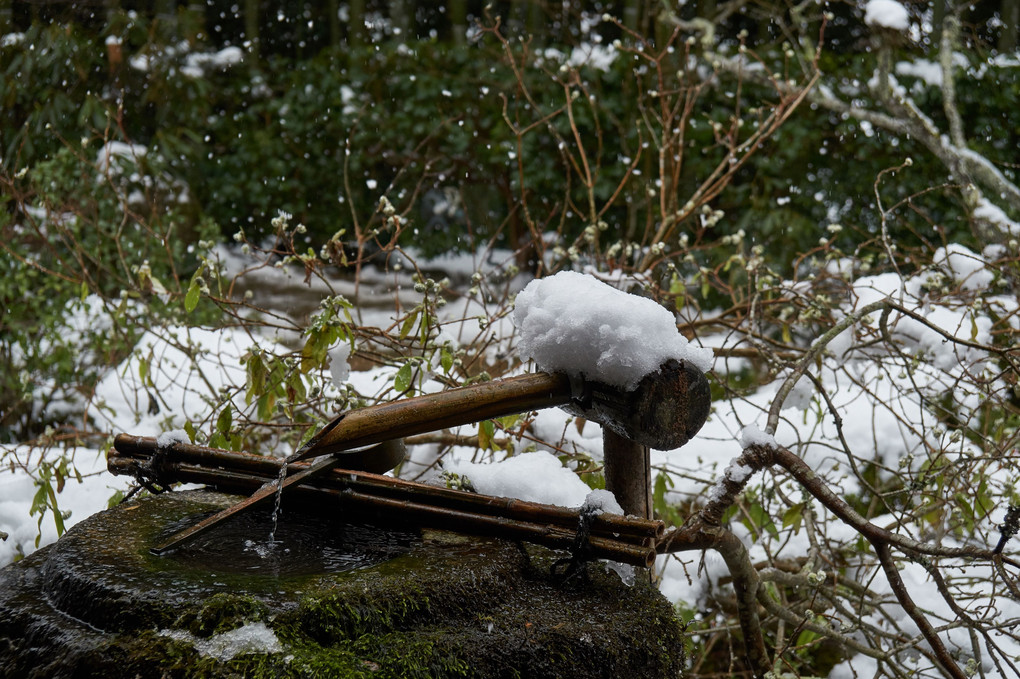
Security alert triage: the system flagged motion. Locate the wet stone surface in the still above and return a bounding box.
[0,489,685,678]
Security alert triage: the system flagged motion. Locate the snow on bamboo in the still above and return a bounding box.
[513,271,712,390]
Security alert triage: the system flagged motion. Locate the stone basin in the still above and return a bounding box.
[0,489,685,678]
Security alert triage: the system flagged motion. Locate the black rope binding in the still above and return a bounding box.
[551,501,600,584]
[120,439,177,502]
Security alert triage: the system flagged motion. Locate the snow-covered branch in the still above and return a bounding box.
[683,3,1020,244]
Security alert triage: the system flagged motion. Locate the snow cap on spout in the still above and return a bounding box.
[513,271,712,390]
[514,271,712,449]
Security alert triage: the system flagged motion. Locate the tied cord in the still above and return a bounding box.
[551,501,600,583]
[121,441,176,501]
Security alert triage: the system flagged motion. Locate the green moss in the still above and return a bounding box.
[175,593,272,637]
[0,490,685,678]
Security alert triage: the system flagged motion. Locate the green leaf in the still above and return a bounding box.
[782,502,805,534]
[30,483,49,517]
[975,477,993,517]
[287,370,307,405]
[257,392,275,421]
[582,471,606,491]
[80,280,88,301]
[795,627,820,652]
[297,423,320,449]
[301,325,344,374]
[419,306,431,345]
[300,335,323,373]
[399,308,420,340]
[184,277,201,313]
[440,347,454,374]
[245,353,267,405]
[653,472,671,506]
[497,414,520,430]
[47,484,65,537]
[653,472,683,525]
[955,493,975,532]
[184,420,197,443]
[216,405,232,437]
[394,362,413,394]
[746,501,780,541]
[149,275,168,296]
[479,420,495,450]
[107,489,128,508]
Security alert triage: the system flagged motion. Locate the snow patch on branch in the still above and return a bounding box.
[740,424,776,449]
[894,54,969,88]
[725,460,754,484]
[864,0,909,31]
[973,198,1020,237]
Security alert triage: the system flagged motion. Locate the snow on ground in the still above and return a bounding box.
[443,450,594,507]
[0,315,265,563]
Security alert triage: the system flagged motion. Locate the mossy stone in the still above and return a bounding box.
[0,489,684,678]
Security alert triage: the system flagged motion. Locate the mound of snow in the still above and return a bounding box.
[513,271,712,390]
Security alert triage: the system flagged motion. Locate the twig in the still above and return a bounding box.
[873,541,967,679]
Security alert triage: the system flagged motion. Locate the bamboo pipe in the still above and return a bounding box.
[289,371,574,463]
[132,361,707,557]
[107,456,656,568]
[111,435,664,542]
[290,360,710,464]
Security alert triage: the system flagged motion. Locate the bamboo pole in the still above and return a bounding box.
[289,371,573,462]
[134,363,706,557]
[111,435,664,542]
[603,429,652,521]
[108,444,657,567]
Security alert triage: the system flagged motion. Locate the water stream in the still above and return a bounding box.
[158,494,419,576]
[266,463,288,547]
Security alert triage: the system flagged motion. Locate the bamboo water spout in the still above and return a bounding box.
[109,436,663,567]
[141,361,709,556]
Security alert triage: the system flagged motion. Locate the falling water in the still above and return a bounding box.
[266,462,288,546]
